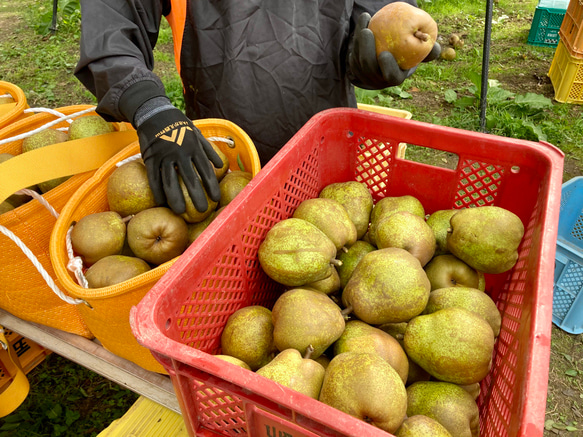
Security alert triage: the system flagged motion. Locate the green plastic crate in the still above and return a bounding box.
[528,6,567,47]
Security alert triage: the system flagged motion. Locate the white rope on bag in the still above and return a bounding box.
[207,136,235,147]
[65,224,89,289]
[0,225,86,305]
[0,106,97,146]
[115,153,142,167]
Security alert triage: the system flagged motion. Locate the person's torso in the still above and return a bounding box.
[176,0,356,164]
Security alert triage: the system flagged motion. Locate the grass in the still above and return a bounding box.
[1,0,582,436]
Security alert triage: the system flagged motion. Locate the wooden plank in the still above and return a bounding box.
[0,308,181,413]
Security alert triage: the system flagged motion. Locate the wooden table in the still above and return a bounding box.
[0,308,180,414]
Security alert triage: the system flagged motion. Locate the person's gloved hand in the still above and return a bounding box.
[136,107,223,215]
[348,12,441,90]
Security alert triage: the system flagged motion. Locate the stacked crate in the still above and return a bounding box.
[527,0,569,47]
[548,0,583,103]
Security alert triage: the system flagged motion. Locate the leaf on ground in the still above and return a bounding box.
[565,369,578,377]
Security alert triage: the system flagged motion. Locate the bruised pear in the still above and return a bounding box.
[258,218,339,287]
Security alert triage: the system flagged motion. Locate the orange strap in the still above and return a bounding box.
[166,0,187,77]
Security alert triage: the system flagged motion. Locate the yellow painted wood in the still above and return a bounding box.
[98,396,188,437]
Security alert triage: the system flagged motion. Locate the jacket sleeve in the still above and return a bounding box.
[74,0,171,122]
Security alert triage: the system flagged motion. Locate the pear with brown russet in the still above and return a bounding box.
[70,211,126,266]
[368,2,439,70]
[85,254,151,288]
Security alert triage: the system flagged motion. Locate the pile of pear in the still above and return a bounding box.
[65,130,253,288]
[0,115,118,214]
[218,181,525,437]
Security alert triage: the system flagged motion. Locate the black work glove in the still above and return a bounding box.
[348,12,441,90]
[136,107,223,215]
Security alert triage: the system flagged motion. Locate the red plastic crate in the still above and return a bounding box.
[130,109,564,437]
[559,0,583,55]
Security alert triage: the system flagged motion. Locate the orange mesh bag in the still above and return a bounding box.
[0,106,138,338]
[0,81,30,129]
[49,118,260,372]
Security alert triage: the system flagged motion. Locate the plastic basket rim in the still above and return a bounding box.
[130,107,565,437]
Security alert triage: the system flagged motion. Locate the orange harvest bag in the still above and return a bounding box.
[0,105,137,338]
[49,118,260,372]
[0,81,31,129]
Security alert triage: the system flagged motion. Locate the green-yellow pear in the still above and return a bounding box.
[258,218,339,287]
[220,305,277,371]
[68,115,115,139]
[218,171,252,208]
[333,320,409,384]
[319,352,407,434]
[214,355,252,370]
[426,209,457,256]
[272,288,346,359]
[256,348,325,399]
[446,206,524,274]
[107,160,157,217]
[404,307,495,385]
[336,240,376,289]
[395,415,453,437]
[406,381,480,437]
[319,181,374,239]
[369,195,425,246]
[292,198,357,251]
[374,211,436,266]
[423,286,501,337]
[342,247,430,324]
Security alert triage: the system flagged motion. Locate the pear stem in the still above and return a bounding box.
[414,30,429,42]
[304,345,314,360]
[330,259,343,267]
[122,214,134,223]
[341,306,353,319]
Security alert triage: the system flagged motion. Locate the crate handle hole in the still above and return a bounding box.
[511,166,520,174]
